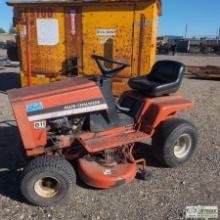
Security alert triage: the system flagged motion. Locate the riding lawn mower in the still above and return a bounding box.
[8,55,198,206]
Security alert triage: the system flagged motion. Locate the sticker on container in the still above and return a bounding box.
[36,74,46,78]
[26,102,43,113]
[34,121,46,130]
[70,10,76,35]
[20,25,27,38]
[36,18,59,45]
[96,29,116,36]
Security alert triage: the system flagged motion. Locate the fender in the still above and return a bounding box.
[138,96,194,134]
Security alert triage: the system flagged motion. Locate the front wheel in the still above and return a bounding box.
[21,156,76,206]
[152,119,198,167]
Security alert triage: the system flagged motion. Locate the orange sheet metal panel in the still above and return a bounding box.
[8,77,106,152]
[15,8,65,84]
[78,158,137,188]
[14,6,82,86]
[82,4,134,78]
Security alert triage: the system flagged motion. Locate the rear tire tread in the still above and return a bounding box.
[152,118,198,167]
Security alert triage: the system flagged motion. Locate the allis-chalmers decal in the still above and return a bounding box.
[64,100,103,110]
[26,98,108,121]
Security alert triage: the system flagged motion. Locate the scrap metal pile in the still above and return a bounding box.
[0,58,19,68]
[188,65,220,79]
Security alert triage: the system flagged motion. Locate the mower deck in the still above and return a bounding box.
[78,158,137,189]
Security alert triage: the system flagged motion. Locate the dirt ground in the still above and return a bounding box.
[0,53,219,220]
[0,48,6,58]
[0,34,16,43]
[157,54,220,66]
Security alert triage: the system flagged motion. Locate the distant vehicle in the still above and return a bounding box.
[0,41,7,49]
[157,42,169,54]
[6,40,19,61]
[157,36,220,55]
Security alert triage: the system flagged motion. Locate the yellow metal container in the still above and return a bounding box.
[8,0,161,95]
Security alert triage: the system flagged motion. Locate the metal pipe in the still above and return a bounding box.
[137,14,145,76]
[26,12,32,86]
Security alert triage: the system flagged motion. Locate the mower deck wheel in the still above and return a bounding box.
[21,156,76,206]
[152,118,198,167]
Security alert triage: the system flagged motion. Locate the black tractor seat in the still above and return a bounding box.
[128,60,185,97]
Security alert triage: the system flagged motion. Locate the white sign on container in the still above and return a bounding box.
[36,19,59,46]
[20,25,27,38]
[96,29,116,36]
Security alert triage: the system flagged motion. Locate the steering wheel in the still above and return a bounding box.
[91,55,130,78]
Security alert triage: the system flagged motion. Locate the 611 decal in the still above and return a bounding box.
[34,121,46,130]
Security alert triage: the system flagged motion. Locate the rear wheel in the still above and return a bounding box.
[21,156,76,206]
[152,119,198,167]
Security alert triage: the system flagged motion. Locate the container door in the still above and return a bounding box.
[16,7,83,86]
[82,5,134,79]
[31,8,66,76]
[63,7,82,76]
[132,3,158,76]
[22,8,65,77]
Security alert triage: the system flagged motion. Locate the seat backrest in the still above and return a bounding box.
[148,60,185,83]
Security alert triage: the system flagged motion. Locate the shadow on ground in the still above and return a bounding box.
[135,142,163,168]
[0,72,21,91]
[0,124,26,203]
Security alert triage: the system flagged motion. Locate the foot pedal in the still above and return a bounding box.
[139,170,152,181]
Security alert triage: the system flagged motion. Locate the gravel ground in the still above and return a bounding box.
[0,54,219,220]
